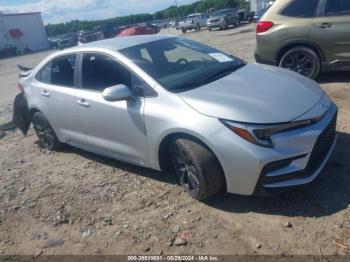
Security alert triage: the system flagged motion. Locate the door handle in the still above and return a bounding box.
[40,90,50,97]
[314,22,332,28]
[76,99,90,107]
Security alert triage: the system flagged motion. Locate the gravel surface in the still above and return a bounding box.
[0,23,350,255]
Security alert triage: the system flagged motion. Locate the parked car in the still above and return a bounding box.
[151,20,168,29]
[143,23,161,33]
[168,19,181,28]
[117,26,159,37]
[245,11,256,23]
[207,8,239,31]
[57,38,76,50]
[78,30,103,45]
[255,0,350,79]
[14,35,337,200]
[94,25,118,39]
[48,37,60,49]
[178,13,207,33]
[56,33,77,49]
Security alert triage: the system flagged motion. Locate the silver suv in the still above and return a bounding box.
[207,9,239,31]
[13,35,337,200]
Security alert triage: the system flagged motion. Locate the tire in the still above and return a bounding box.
[279,46,321,79]
[181,28,186,33]
[196,23,200,31]
[32,112,62,151]
[170,138,225,200]
[208,27,212,31]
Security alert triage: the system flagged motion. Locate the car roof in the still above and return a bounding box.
[69,34,175,52]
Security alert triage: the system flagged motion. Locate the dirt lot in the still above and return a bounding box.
[1,23,350,256]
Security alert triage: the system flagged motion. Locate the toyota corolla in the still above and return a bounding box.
[13,35,338,200]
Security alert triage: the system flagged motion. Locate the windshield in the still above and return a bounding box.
[120,38,245,93]
[213,9,231,16]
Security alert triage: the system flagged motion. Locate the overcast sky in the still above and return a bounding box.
[0,0,198,24]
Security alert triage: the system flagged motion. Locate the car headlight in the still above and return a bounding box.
[220,117,322,148]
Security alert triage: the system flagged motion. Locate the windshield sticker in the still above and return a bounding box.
[208,53,233,62]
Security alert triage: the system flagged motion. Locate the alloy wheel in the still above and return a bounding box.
[33,116,55,148]
[171,143,200,196]
[280,49,319,78]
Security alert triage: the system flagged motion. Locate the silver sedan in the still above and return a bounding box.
[13,35,337,200]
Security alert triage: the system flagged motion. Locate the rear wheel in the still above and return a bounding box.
[32,112,62,151]
[279,46,321,79]
[170,138,225,200]
[181,28,187,33]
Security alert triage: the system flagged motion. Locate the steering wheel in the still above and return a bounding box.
[175,58,190,66]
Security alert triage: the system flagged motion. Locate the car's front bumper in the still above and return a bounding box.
[254,110,337,196]
[206,102,338,196]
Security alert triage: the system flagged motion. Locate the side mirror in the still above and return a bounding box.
[102,84,133,102]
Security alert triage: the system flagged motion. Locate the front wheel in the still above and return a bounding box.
[181,28,187,33]
[170,138,225,200]
[279,46,321,79]
[32,112,62,151]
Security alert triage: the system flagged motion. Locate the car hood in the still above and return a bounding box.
[178,64,324,124]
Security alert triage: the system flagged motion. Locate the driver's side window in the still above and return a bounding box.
[81,53,131,92]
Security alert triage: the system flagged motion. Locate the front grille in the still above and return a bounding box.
[258,112,337,186]
[306,114,337,174]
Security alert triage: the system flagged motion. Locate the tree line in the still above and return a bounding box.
[45,0,249,37]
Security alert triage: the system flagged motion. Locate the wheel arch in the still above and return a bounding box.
[29,107,42,120]
[276,41,326,65]
[29,107,62,142]
[157,132,227,190]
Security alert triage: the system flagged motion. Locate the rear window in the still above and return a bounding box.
[36,55,76,87]
[281,0,319,18]
[325,0,350,16]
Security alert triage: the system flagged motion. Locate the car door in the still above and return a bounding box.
[200,14,207,27]
[225,10,232,25]
[310,0,350,65]
[75,52,148,165]
[32,54,86,145]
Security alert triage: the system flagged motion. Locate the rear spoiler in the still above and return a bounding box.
[18,64,32,78]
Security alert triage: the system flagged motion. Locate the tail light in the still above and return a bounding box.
[17,83,24,94]
[256,21,274,33]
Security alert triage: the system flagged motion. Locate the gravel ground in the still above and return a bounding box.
[0,23,350,256]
